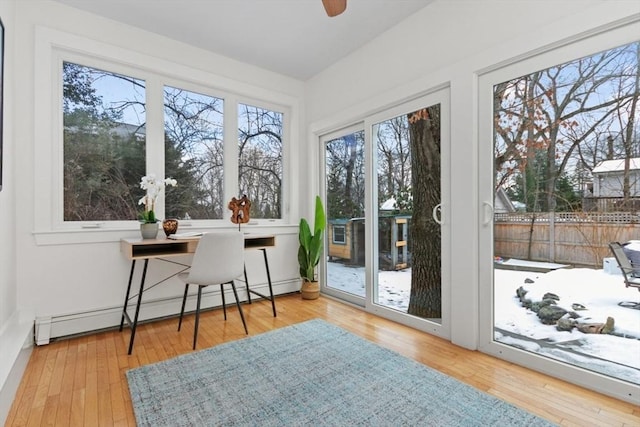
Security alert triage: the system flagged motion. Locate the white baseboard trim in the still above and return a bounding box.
[0,310,34,426]
[35,278,301,343]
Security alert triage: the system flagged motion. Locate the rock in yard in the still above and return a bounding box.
[530,299,555,313]
[537,305,569,325]
[542,292,560,302]
[576,317,615,334]
[556,316,576,331]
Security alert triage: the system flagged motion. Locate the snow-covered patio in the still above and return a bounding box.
[326,261,640,385]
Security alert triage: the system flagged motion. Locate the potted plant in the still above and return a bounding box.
[298,196,326,299]
[138,174,177,239]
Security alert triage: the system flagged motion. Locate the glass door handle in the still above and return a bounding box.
[482,201,494,225]
[432,203,443,225]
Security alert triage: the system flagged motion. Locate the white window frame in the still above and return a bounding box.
[235,95,290,222]
[33,27,295,245]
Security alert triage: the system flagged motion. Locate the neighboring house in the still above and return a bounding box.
[585,157,640,212]
[592,157,640,197]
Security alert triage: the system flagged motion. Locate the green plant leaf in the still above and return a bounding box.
[310,234,322,267]
[299,218,311,247]
[139,209,158,223]
[298,245,310,279]
[313,196,326,235]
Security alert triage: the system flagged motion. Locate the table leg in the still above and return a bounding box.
[128,258,149,355]
[120,260,136,332]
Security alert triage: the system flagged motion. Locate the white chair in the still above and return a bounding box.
[178,231,248,349]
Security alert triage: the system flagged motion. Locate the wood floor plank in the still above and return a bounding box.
[5,294,640,426]
[30,351,57,410]
[83,378,98,426]
[6,385,36,427]
[69,388,85,427]
[108,381,128,425]
[24,405,44,427]
[46,342,68,398]
[96,388,113,427]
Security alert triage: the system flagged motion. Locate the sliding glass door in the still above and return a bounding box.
[322,89,450,337]
[479,35,640,401]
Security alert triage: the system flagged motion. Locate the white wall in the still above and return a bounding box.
[0,0,34,422]
[0,0,15,345]
[11,0,306,346]
[305,0,640,350]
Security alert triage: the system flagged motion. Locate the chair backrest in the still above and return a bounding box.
[187,231,244,286]
[609,242,633,281]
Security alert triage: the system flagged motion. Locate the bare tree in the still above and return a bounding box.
[495,42,639,214]
[376,117,411,204]
[238,104,283,219]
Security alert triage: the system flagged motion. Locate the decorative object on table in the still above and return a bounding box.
[322,0,347,17]
[138,174,177,239]
[298,195,325,300]
[227,195,251,231]
[126,319,553,427]
[162,218,179,237]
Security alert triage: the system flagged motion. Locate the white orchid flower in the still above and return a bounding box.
[138,175,178,221]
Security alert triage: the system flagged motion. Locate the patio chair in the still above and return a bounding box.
[608,242,640,292]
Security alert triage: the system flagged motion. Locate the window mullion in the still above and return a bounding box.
[224,96,239,212]
[145,77,166,220]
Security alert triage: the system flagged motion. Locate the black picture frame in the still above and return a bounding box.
[0,18,4,192]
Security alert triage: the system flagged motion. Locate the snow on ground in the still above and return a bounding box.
[326,261,640,384]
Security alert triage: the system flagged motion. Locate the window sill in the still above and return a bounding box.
[33,223,298,246]
[33,227,142,246]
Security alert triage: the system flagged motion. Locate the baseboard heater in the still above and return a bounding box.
[34,279,300,345]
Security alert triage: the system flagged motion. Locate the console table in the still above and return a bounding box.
[119,233,276,354]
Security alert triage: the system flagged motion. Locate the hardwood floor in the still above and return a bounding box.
[5,294,640,426]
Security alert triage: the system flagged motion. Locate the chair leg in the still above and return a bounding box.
[230,281,248,335]
[193,286,203,350]
[178,283,190,331]
[244,265,252,304]
[220,283,227,320]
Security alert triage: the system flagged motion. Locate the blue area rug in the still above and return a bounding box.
[126,319,554,426]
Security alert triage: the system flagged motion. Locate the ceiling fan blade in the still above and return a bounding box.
[322,0,347,17]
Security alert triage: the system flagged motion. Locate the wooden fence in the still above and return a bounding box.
[494,213,640,268]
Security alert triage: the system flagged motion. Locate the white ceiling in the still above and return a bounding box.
[51,0,434,81]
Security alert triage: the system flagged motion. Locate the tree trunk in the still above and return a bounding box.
[407,106,441,318]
